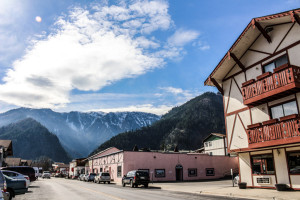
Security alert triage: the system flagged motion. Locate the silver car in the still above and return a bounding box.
[94,172,111,184]
[42,171,51,179]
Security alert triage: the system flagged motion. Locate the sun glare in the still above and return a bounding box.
[35,16,42,23]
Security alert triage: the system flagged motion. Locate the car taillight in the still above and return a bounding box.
[134,176,136,180]
[3,180,7,192]
[25,177,29,180]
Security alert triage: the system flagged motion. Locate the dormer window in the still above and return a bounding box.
[263,54,288,73]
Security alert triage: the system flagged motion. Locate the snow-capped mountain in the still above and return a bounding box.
[0,108,160,158]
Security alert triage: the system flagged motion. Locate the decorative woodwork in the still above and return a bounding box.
[210,78,224,95]
[241,64,300,106]
[251,19,272,43]
[229,52,246,71]
[247,115,300,148]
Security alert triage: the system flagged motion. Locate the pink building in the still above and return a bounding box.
[87,147,238,183]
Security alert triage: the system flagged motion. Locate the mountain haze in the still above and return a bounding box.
[91,92,225,155]
[0,118,71,163]
[0,109,160,158]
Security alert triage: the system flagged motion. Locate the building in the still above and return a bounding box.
[86,147,238,183]
[0,140,13,167]
[52,162,69,175]
[202,133,227,156]
[69,158,85,178]
[5,157,21,166]
[205,9,300,189]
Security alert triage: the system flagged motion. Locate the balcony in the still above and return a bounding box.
[241,64,300,106]
[247,114,300,149]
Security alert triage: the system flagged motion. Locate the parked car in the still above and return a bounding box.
[94,172,111,184]
[42,171,51,179]
[1,167,36,182]
[122,170,149,188]
[2,171,30,188]
[84,173,96,182]
[0,171,10,200]
[4,175,27,199]
[78,174,85,181]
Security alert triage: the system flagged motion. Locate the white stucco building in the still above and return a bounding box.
[203,133,227,156]
[205,9,300,190]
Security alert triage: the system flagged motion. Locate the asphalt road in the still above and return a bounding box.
[14,178,246,200]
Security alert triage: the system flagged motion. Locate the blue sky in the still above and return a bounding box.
[0,0,299,115]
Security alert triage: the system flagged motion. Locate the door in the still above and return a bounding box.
[175,164,183,181]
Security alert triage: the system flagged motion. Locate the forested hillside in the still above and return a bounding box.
[0,118,71,163]
[91,92,225,155]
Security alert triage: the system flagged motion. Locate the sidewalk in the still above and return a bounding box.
[149,180,300,200]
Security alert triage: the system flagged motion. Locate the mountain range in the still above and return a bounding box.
[91,92,225,155]
[0,108,160,158]
[0,118,71,163]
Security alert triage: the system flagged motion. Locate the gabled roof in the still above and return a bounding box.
[203,133,225,143]
[205,8,300,86]
[5,157,21,166]
[0,140,13,156]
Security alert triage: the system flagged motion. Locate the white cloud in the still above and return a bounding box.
[168,29,200,46]
[93,104,173,115]
[0,0,201,110]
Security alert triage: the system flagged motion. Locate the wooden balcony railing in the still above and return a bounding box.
[247,114,300,148]
[241,64,300,105]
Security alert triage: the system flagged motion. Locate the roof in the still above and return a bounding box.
[5,157,21,166]
[204,8,300,86]
[203,133,225,143]
[0,140,13,156]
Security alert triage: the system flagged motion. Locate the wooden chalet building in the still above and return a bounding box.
[205,9,300,189]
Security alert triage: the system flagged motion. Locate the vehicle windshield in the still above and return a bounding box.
[102,173,110,176]
[44,171,50,174]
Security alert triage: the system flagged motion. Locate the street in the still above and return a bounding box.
[14,178,243,200]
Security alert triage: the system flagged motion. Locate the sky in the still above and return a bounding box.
[0,0,299,115]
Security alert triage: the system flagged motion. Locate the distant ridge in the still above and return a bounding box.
[0,118,71,163]
[91,92,225,155]
[0,108,160,158]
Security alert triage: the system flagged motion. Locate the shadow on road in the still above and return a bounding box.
[29,186,40,188]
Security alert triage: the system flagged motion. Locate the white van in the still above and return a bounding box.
[33,167,39,179]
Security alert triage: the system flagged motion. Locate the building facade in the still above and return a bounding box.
[203,133,227,156]
[86,147,238,183]
[205,9,300,189]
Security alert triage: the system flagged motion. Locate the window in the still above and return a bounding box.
[251,154,275,175]
[270,100,298,119]
[209,141,212,147]
[155,169,165,178]
[117,166,122,177]
[206,168,215,176]
[287,152,300,174]
[188,169,197,177]
[205,143,208,147]
[100,168,103,172]
[263,54,288,73]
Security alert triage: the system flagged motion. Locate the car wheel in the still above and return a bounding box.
[104,181,106,184]
[130,180,134,188]
[122,181,125,187]
[7,188,14,200]
[108,181,110,184]
[144,184,148,188]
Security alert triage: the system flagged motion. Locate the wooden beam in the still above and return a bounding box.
[210,78,224,95]
[229,52,245,71]
[251,19,272,43]
[290,11,300,25]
